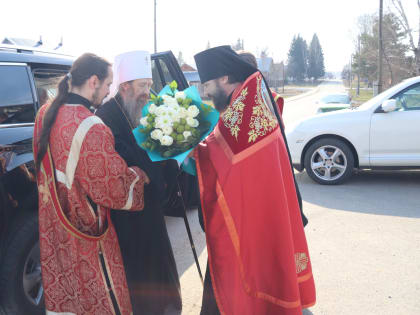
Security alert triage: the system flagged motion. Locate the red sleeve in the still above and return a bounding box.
[75,123,146,211]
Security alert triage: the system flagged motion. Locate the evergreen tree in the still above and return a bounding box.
[287,35,308,81]
[307,33,325,80]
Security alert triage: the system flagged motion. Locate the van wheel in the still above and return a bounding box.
[0,211,44,315]
[304,138,354,185]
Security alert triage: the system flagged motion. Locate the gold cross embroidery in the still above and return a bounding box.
[295,252,309,273]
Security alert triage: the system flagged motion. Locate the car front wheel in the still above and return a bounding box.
[0,211,44,315]
[304,138,354,185]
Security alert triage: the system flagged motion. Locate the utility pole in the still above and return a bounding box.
[378,0,383,93]
[154,0,157,53]
[357,35,361,96]
[349,55,352,92]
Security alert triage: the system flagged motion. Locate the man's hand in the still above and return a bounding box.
[141,170,151,184]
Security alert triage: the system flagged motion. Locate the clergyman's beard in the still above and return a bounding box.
[211,85,229,112]
[122,95,146,127]
[91,86,103,108]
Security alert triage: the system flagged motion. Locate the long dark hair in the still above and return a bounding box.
[35,53,110,171]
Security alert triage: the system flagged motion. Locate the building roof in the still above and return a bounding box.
[183,71,201,83]
[181,63,196,71]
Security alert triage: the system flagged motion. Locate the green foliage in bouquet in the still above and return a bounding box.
[136,81,213,158]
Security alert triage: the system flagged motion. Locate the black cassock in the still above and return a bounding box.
[96,95,182,315]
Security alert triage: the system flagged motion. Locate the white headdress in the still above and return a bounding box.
[108,50,152,98]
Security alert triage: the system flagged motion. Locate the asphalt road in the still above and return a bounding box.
[166,80,420,315]
[282,80,348,125]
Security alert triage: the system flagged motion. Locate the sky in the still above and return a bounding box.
[1,0,418,72]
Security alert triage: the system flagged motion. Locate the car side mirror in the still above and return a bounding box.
[382,99,397,112]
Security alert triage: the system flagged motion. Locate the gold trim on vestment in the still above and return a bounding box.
[298,271,313,283]
[214,124,281,165]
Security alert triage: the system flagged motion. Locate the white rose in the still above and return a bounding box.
[183,131,192,140]
[162,125,173,136]
[186,117,199,128]
[172,113,181,123]
[155,105,167,116]
[187,105,199,118]
[148,103,157,114]
[160,135,174,146]
[163,96,179,108]
[155,116,172,130]
[151,129,164,140]
[178,107,188,119]
[175,91,186,100]
[167,107,178,118]
[140,117,149,127]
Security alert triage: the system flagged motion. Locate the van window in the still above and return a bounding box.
[33,69,68,107]
[151,59,164,93]
[0,65,35,124]
[158,59,174,85]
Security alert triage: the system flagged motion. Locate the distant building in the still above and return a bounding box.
[180,63,196,72]
[183,71,206,98]
[180,63,206,98]
[257,57,273,76]
[257,57,284,88]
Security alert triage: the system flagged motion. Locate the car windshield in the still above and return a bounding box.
[357,79,418,110]
[320,94,350,104]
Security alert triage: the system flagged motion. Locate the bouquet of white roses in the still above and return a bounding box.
[133,81,218,161]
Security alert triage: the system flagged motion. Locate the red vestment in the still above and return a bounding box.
[196,72,315,315]
[34,103,147,315]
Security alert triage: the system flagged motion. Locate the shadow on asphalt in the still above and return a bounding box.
[296,170,420,218]
[165,209,207,277]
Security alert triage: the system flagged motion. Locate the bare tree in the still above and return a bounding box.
[390,0,420,75]
[260,47,269,58]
